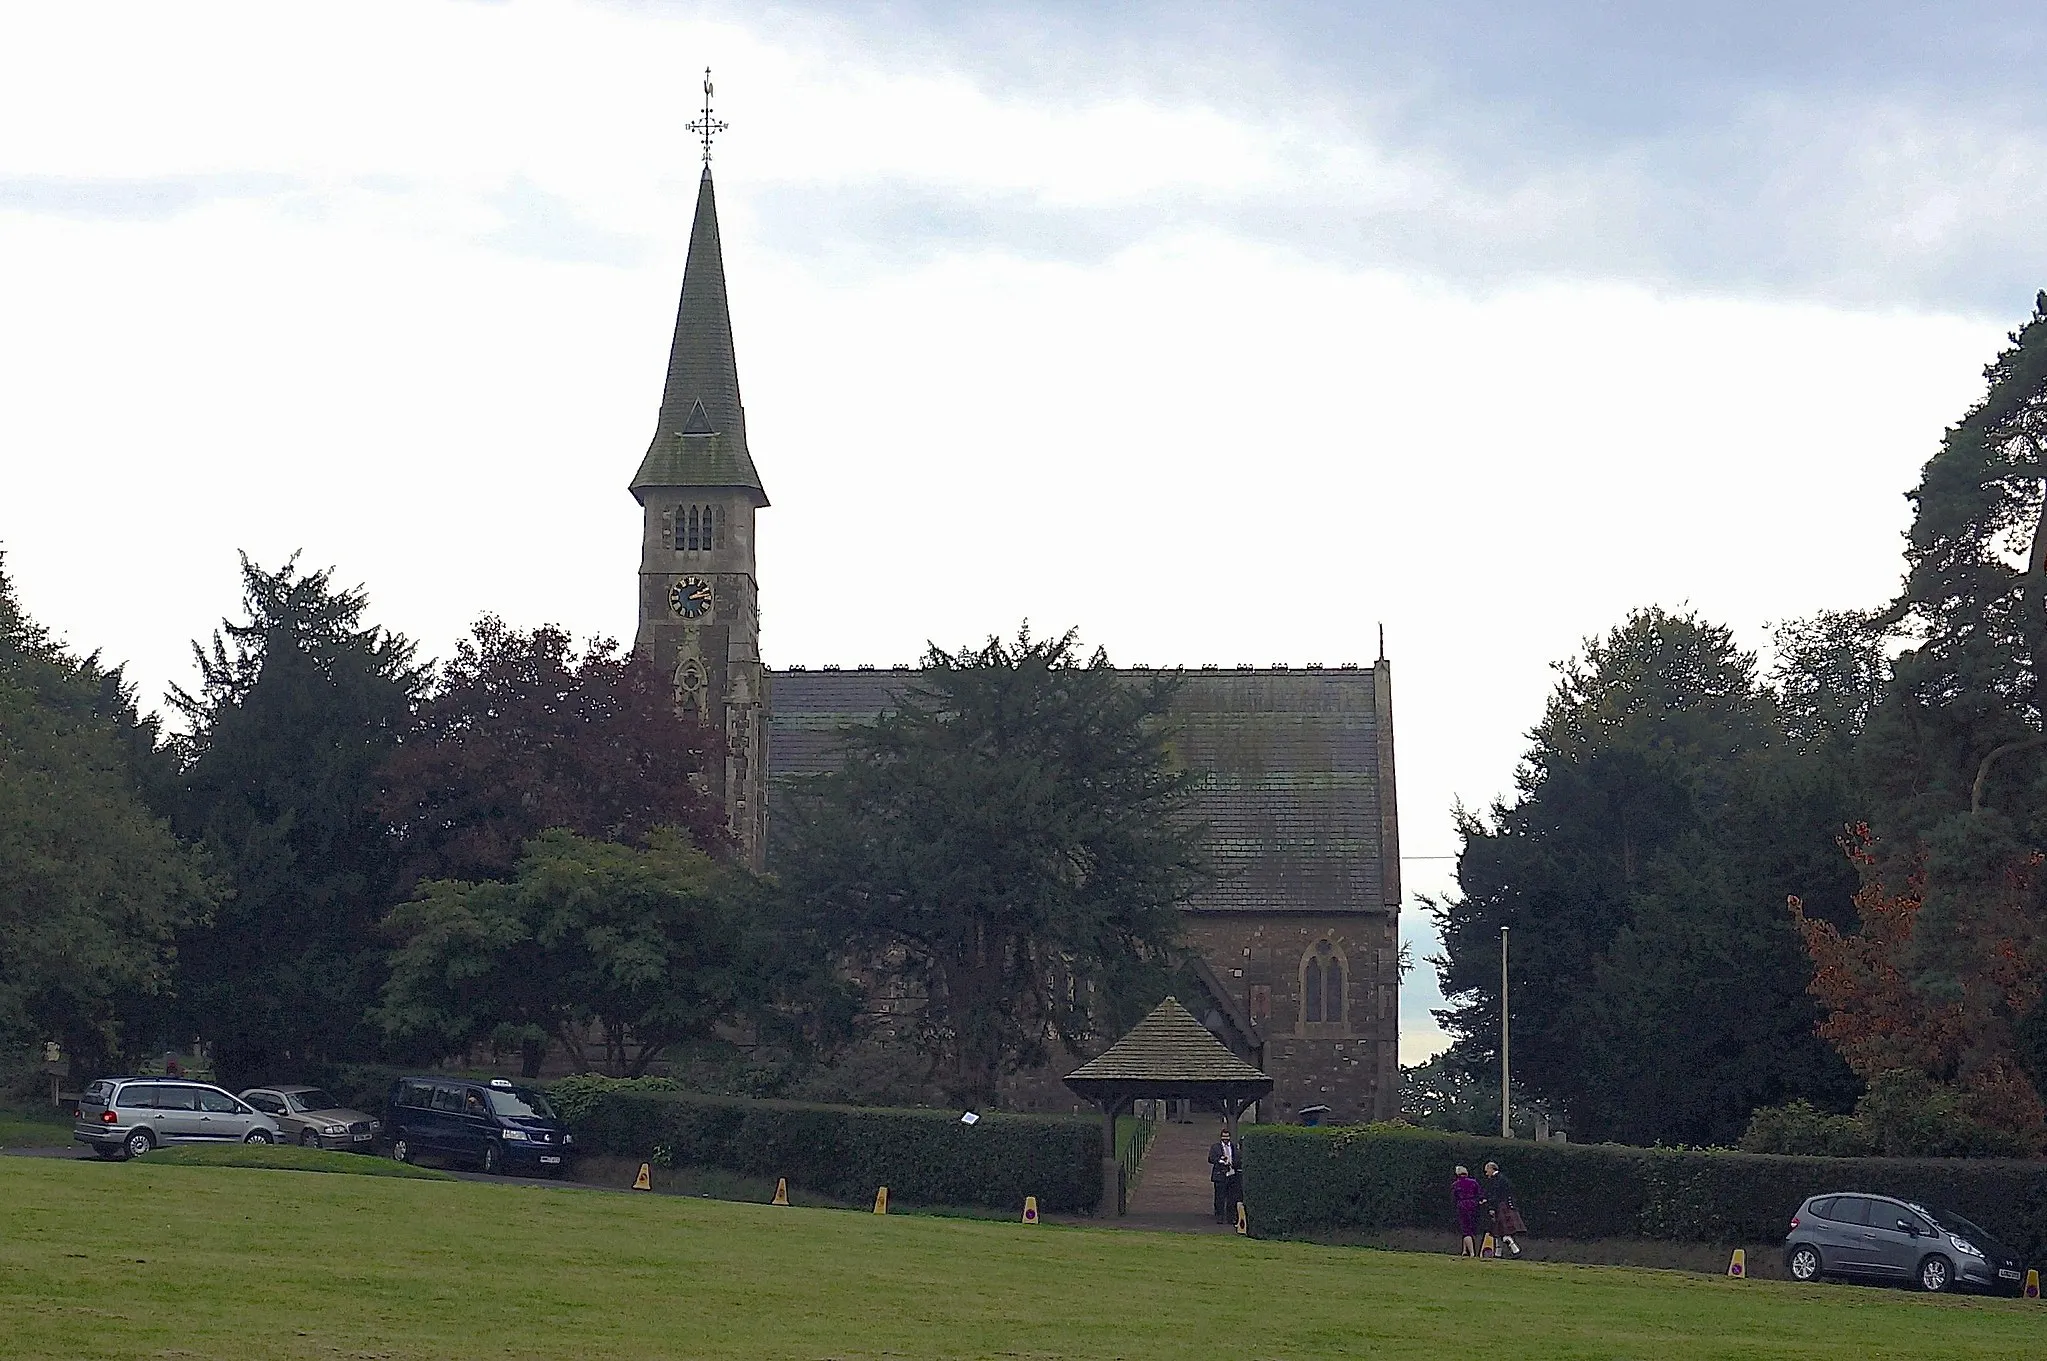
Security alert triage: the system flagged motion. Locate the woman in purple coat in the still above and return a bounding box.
[1452,1165,1482,1256]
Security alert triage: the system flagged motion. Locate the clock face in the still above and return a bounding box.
[669,576,713,620]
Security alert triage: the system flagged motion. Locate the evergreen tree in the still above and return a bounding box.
[776,626,1207,1108]
[169,555,425,1083]
[1433,608,1860,1145]
[1814,292,2047,1141]
[0,554,209,1075]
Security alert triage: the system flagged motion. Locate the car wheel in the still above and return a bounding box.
[123,1129,154,1160]
[392,1138,410,1164]
[1787,1245,1822,1283]
[1918,1255,1954,1293]
[482,1143,501,1175]
[245,1129,272,1145]
[299,1129,319,1148]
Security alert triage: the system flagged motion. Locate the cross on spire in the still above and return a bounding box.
[687,67,728,164]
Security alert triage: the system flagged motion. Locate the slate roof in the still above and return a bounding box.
[631,166,768,504]
[1062,997,1274,1106]
[765,666,1399,915]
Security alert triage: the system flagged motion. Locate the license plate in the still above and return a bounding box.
[540,1156,561,1165]
[1998,1269,2020,1280]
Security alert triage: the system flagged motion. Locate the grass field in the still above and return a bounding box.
[1,1158,2040,1360]
[0,1104,72,1149]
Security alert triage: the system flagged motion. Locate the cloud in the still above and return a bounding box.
[0,173,296,221]
[483,176,646,266]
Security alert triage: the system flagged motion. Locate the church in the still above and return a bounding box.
[628,152,1402,1123]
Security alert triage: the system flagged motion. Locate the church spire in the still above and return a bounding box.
[630,160,767,505]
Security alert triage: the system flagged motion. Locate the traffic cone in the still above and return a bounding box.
[874,1186,889,1215]
[632,1163,651,1191]
[1235,1203,1249,1236]
[1727,1248,1745,1278]
[772,1177,789,1206]
[1481,1233,1496,1258]
[2026,1268,2039,1299]
[1022,1196,1038,1224]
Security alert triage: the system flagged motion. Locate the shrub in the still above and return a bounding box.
[561,1084,1102,1213]
[1241,1124,2047,1264]
[1739,1100,1877,1157]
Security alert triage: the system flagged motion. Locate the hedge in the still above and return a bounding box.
[1241,1124,2047,1264]
[559,1082,1104,1214]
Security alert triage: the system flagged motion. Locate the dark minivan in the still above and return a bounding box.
[1784,1193,2027,1294]
[385,1077,573,1177]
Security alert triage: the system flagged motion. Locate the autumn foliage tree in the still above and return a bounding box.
[1790,827,2047,1152]
[378,616,729,890]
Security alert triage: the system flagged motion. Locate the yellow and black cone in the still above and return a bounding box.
[1480,1233,1496,1258]
[632,1163,652,1191]
[873,1186,889,1215]
[1022,1196,1039,1224]
[1727,1248,1746,1278]
[1235,1203,1249,1236]
[772,1177,789,1206]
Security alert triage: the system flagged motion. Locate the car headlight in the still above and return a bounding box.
[368,1120,381,1132]
[563,1134,573,1145]
[322,1125,346,1136]
[500,1129,530,1141]
[1949,1235,1984,1258]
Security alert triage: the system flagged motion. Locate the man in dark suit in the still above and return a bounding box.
[1208,1125,1243,1224]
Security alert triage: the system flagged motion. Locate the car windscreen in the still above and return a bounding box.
[1924,1207,1997,1246]
[486,1088,557,1120]
[289,1090,342,1113]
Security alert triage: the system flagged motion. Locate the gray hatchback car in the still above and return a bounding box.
[74,1077,282,1160]
[1784,1192,2028,1294]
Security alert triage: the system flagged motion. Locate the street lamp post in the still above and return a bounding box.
[1500,925,1511,1139]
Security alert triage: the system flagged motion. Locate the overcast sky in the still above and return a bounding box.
[5,1,2044,1063]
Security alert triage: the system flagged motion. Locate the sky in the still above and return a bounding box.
[5,1,2045,1064]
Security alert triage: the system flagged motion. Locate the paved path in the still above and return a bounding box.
[1119,1120,1234,1233]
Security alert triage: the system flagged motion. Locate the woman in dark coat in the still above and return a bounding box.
[1481,1160,1525,1257]
[1451,1165,1482,1256]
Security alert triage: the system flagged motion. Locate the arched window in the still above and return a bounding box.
[1301,939,1347,1030]
[687,505,702,551]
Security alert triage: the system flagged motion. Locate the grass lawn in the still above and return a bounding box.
[1,1158,2039,1360]
[143,1143,454,1179]
[0,1105,73,1149]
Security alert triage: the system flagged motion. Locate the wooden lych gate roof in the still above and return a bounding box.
[1062,996,1273,1106]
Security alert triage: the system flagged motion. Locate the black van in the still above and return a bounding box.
[385,1076,573,1177]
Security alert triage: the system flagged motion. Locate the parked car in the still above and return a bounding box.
[384,1076,573,1177]
[1784,1192,2028,1295]
[239,1085,382,1152]
[73,1077,281,1160]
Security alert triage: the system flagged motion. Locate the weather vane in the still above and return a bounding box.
[687,67,728,164]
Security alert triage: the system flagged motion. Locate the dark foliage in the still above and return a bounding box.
[378,615,728,891]
[168,554,427,1085]
[551,1077,1102,1213]
[776,626,1207,1107]
[1432,608,1862,1146]
[1242,1125,2047,1266]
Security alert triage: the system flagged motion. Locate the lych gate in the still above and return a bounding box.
[1062,996,1274,1216]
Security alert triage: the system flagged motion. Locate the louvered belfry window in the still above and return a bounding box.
[671,504,726,552]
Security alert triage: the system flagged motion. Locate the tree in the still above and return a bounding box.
[776,626,1208,1107]
[1432,607,1860,1145]
[169,554,426,1083]
[0,555,209,1074]
[379,829,810,1076]
[1789,829,2046,1151]
[378,615,728,891]
[1818,293,2047,1141]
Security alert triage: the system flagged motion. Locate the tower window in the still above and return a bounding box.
[673,503,722,552]
[1302,939,1346,1028]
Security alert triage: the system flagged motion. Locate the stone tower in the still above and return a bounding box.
[630,164,770,869]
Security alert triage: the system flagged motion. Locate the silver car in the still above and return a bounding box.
[74,1077,281,1160]
[239,1085,381,1151]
